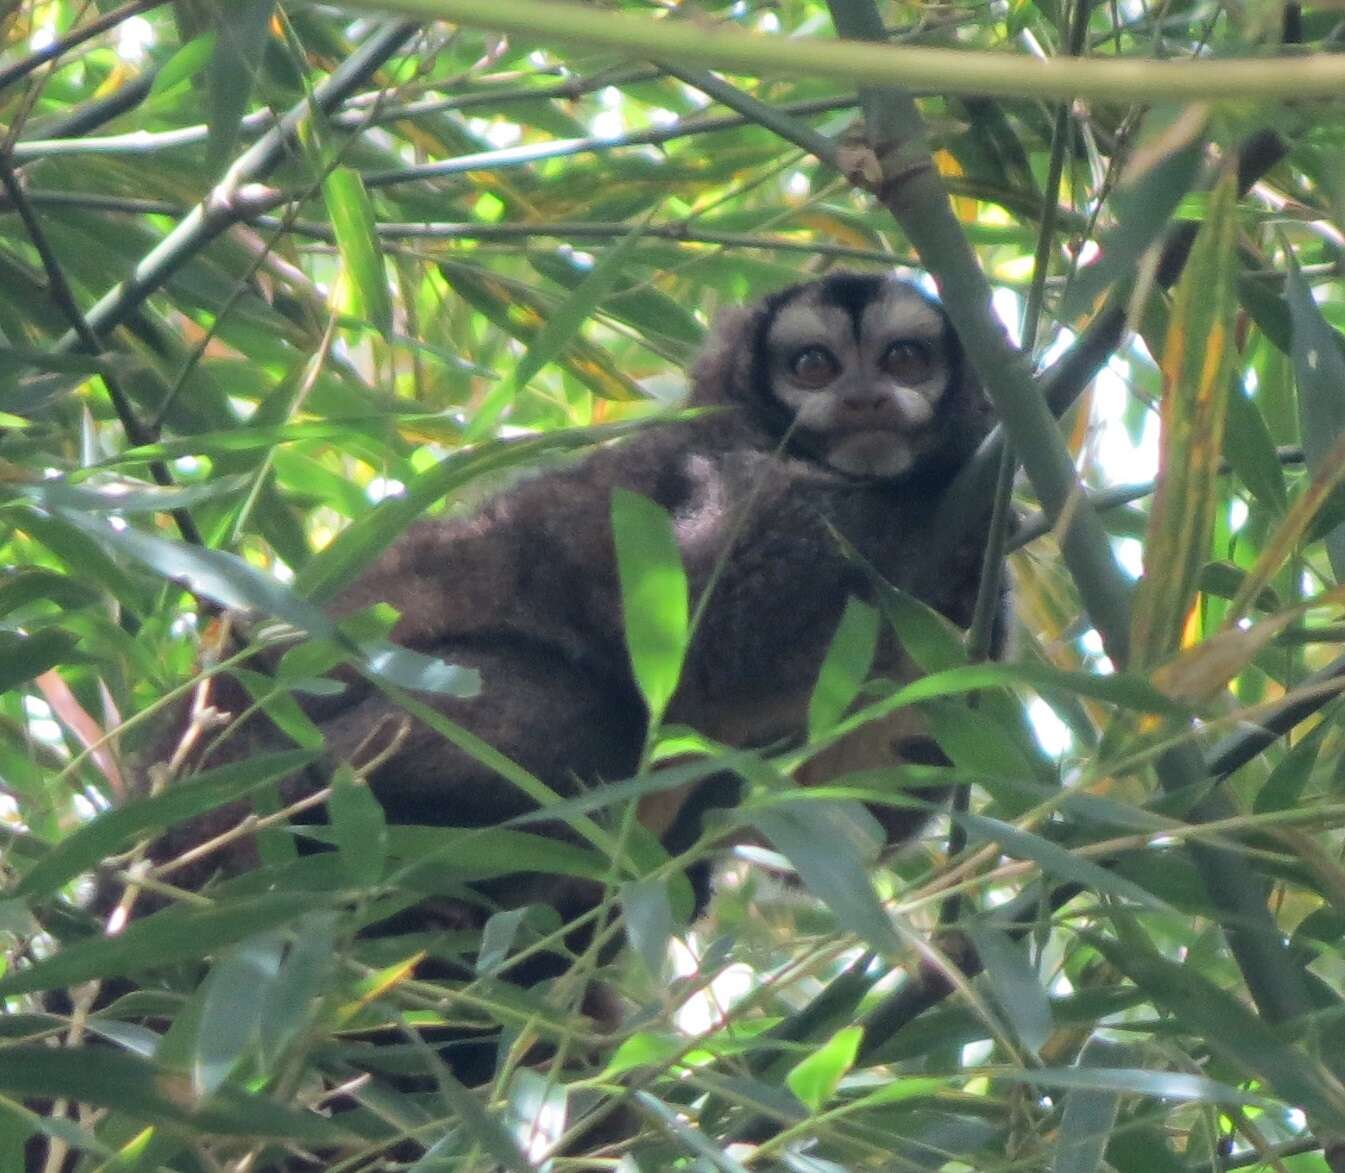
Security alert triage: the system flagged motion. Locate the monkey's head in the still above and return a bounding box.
[691,272,991,484]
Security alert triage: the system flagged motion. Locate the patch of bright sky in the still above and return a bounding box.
[118,15,154,61]
[24,696,63,750]
[1089,358,1160,493]
[366,476,406,503]
[480,119,522,149]
[29,19,55,52]
[670,937,756,1034]
[589,86,626,140]
[1028,696,1072,758]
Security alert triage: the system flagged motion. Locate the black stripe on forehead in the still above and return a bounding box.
[810,271,891,338]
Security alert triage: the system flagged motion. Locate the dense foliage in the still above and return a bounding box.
[4,0,1345,1169]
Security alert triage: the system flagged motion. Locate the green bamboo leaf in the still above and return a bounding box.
[149,30,217,96]
[257,911,336,1067]
[1061,140,1202,320]
[966,924,1052,1055]
[1087,933,1345,1130]
[621,876,674,976]
[996,1056,1266,1106]
[380,827,609,885]
[808,597,879,739]
[786,1025,862,1111]
[1132,168,1240,667]
[192,931,285,1094]
[0,1046,348,1142]
[12,510,146,612]
[1287,255,1345,582]
[439,1068,534,1173]
[205,0,274,175]
[0,569,102,615]
[465,229,651,439]
[17,473,248,513]
[1051,1038,1133,1173]
[328,763,388,887]
[106,416,442,464]
[751,802,901,956]
[871,660,1189,718]
[512,221,651,394]
[0,893,326,997]
[0,629,77,694]
[1253,722,1325,814]
[13,749,318,901]
[1222,379,1287,512]
[528,247,705,347]
[954,813,1171,911]
[447,264,645,402]
[323,166,393,336]
[611,487,689,721]
[54,507,340,639]
[1105,1126,1192,1173]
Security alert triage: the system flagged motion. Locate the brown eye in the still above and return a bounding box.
[881,340,932,383]
[790,346,839,387]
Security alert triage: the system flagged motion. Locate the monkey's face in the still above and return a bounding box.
[757,275,965,480]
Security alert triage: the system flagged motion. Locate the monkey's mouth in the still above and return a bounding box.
[825,431,917,478]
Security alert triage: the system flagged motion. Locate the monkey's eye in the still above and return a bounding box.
[880,340,933,383]
[790,346,840,387]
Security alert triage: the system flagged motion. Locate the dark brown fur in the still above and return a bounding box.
[155,275,993,905]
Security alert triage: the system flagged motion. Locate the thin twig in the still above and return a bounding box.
[49,20,420,352]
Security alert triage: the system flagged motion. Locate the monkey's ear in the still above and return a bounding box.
[689,304,760,407]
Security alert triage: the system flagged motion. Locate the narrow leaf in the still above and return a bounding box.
[751,803,902,955]
[0,893,324,997]
[1132,168,1240,667]
[0,629,77,695]
[1088,933,1345,1130]
[205,0,274,175]
[1061,140,1202,320]
[611,487,689,720]
[786,1026,863,1111]
[14,749,318,900]
[808,597,879,738]
[193,932,285,1094]
[955,813,1171,911]
[323,167,393,336]
[1052,1038,1133,1173]
[966,924,1052,1055]
[512,221,650,394]
[621,876,674,977]
[328,764,388,887]
[0,1046,347,1142]
[1287,254,1345,582]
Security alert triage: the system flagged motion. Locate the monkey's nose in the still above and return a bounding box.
[841,390,889,412]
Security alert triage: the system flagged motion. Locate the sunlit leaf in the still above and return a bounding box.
[786,1025,862,1110]
[1131,168,1239,667]
[611,487,689,720]
[324,166,394,336]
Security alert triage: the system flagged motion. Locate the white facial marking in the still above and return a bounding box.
[828,434,914,478]
[763,278,953,479]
